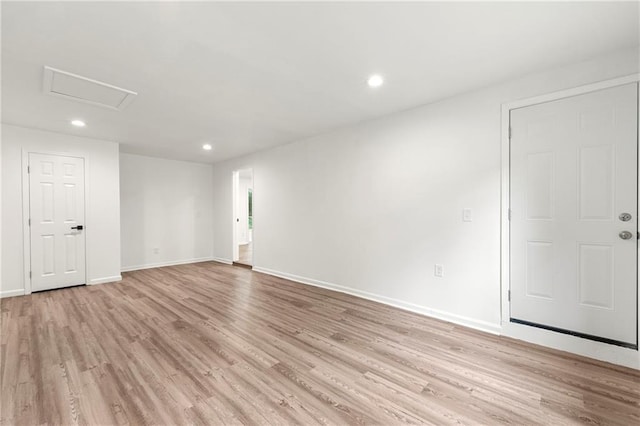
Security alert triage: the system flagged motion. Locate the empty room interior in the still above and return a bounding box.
[1,1,640,424]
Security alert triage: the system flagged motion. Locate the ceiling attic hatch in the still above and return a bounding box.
[43,66,137,110]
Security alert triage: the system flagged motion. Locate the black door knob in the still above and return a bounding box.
[71,225,84,230]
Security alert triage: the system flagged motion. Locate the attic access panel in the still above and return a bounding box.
[43,66,137,110]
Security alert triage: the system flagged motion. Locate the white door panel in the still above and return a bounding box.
[29,153,86,291]
[510,83,638,346]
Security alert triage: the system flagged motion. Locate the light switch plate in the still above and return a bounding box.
[463,208,472,222]
[434,264,444,277]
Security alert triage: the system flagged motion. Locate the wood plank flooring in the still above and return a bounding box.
[1,261,639,425]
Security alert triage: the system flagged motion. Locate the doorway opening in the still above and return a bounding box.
[232,168,253,267]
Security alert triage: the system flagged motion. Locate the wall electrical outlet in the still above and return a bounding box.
[434,264,444,277]
[463,208,473,222]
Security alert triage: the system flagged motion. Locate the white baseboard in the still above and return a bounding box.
[252,266,501,335]
[250,266,637,370]
[212,257,233,265]
[121,257,215,272]
[89,275,122,285]
[0,289,26,299]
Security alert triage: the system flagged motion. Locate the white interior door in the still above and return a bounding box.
[510,83,638,347]
[29,153,86,292]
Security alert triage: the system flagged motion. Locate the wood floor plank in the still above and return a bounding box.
[1,260,639,425]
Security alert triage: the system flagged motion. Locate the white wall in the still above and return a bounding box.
[212,48,639,334]
[0,125,3,298]
[1,124,121,297]
[120,153,214,271]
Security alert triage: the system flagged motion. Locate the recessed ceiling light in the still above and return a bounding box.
[70,119,86,127]
[202,143,213,151]
[367,74,384,88]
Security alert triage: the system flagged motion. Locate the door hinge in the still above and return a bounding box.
[29,271,32,279]
[508,290,511,301]
[508,209,512,221]
[28,218,31,226]
[27,165,30,173]
[508,127,512,139]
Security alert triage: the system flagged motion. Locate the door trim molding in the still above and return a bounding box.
[231,170,239,263]
[500,74,640,369]
[22,150,88,295]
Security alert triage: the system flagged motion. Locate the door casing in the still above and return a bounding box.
[22,150,89,295]
[501,74,640,369]
[232,170,240,262]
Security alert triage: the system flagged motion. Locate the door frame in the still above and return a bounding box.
[232,170,240,262]
[21,150,89,295]
[231,168,254,266]
[500,74,640,369]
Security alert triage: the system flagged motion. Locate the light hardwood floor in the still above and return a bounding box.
[1,261,639,425]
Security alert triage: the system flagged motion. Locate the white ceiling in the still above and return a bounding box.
[2,1,638,164]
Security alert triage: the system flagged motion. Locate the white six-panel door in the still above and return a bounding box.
[29,153,86,292]
[510,83,638,347]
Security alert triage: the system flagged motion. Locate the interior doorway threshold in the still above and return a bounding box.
[232,262,252,269]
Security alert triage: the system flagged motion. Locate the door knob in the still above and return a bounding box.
[619,213,632,222]
[71,225,84,230]
[619,231,633,240]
